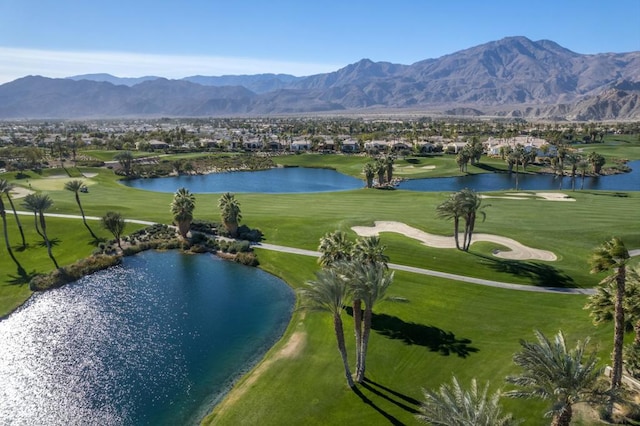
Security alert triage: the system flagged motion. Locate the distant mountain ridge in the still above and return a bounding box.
[2,36,639,120]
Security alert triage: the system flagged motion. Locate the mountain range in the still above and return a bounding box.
[1,36,639,120]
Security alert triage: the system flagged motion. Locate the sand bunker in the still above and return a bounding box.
[481,192,575,202]
[352,221,557,261]
[8,187,35,199]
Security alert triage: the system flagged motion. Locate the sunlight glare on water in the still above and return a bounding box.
[0,251,294,425]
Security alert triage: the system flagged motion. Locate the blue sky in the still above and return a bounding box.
[0,0,639,84]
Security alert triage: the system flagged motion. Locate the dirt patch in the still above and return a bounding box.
[352,220,557,261]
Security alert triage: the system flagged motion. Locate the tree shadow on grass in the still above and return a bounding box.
[6,269,38,286]
[36,237,61,248]
[346,308,478,358]
[471,252,577,288]
[351,386,405,425]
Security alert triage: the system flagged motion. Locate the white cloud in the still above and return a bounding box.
[0,47,342,83]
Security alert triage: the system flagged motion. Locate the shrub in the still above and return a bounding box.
[235,252,259,267]
[30,254,122,291]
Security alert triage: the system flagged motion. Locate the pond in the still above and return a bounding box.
[121,166,364,193]
[122,161,639,194]
[397,160,640,192]
[0,251,295,425]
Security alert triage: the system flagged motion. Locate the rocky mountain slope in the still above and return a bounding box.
[2,36,638,120]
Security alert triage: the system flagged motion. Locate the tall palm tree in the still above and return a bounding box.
[300,268,354,388]
[436,194,463,250]
[585,266,640,345]
[0,190,25,275]
[577,159,589,190]
[459,188,487,252]
[0,179,26,248]
[417,376,518,426]
[317,230,353,268]
[344,261,393,382]
[508,144,526,191]
[375,158,386,186]
[170,187,195,239]
[218,192,242,237]
[101,211,126,250]
[384,154,395,183]
[590,237,629,393]
[27,194,58,269]
[362,162,375,188]
[64,179,98,240]
[22,193,45,238]
[506,330,601,426]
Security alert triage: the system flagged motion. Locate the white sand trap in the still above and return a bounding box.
[481,192,575,202]
[9,187,35,199]
[421,165,436,169]
[352,221,557,261]
[83,173,98,178]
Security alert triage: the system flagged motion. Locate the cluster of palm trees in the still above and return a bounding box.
[455,137,484,173]
[418,237,640,425]
[362,155,395,188]
[436,188,488,251]
[418,329,603,426]
[303,231,393,387]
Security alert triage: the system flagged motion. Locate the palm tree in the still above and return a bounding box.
[0,190,25,275]
[28,194,58,269]
[506,330,601,426]
[384,154,395,183]
[460,188,488,251]
[362,162,375,188]
[300,268,354,388]
[218,192,242,237]
[585,266,640,345]
[0,179,26,248]
[417,376,518,426]
[317,230,353,268]
[565,153,581,191]
[101,211,126,250]
[22,193,45,238]
[508,144,526,190]
[170,187,195,239]
[343,261,393,382]
[375,158,386,186]
[590,237,629,394]
[353,236,389,267]
[436,194,463,250]
[577,160,589,190]
[64,179,98,240]
[587,151,606,175]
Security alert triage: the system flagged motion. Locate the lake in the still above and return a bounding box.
[121,161,639,194]
[121,166,364,193]
[0,251,295,425]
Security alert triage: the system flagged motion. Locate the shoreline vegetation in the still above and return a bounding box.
[1,128,639,424]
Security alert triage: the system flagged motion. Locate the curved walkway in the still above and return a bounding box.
[18,211,638,295]
[254,242,594,295]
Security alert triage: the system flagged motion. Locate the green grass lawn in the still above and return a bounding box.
[0,157,638,425]
[203,250,614,426]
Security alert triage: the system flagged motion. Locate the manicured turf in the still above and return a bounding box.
[203,250,614,425]
[0,151,637,424]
